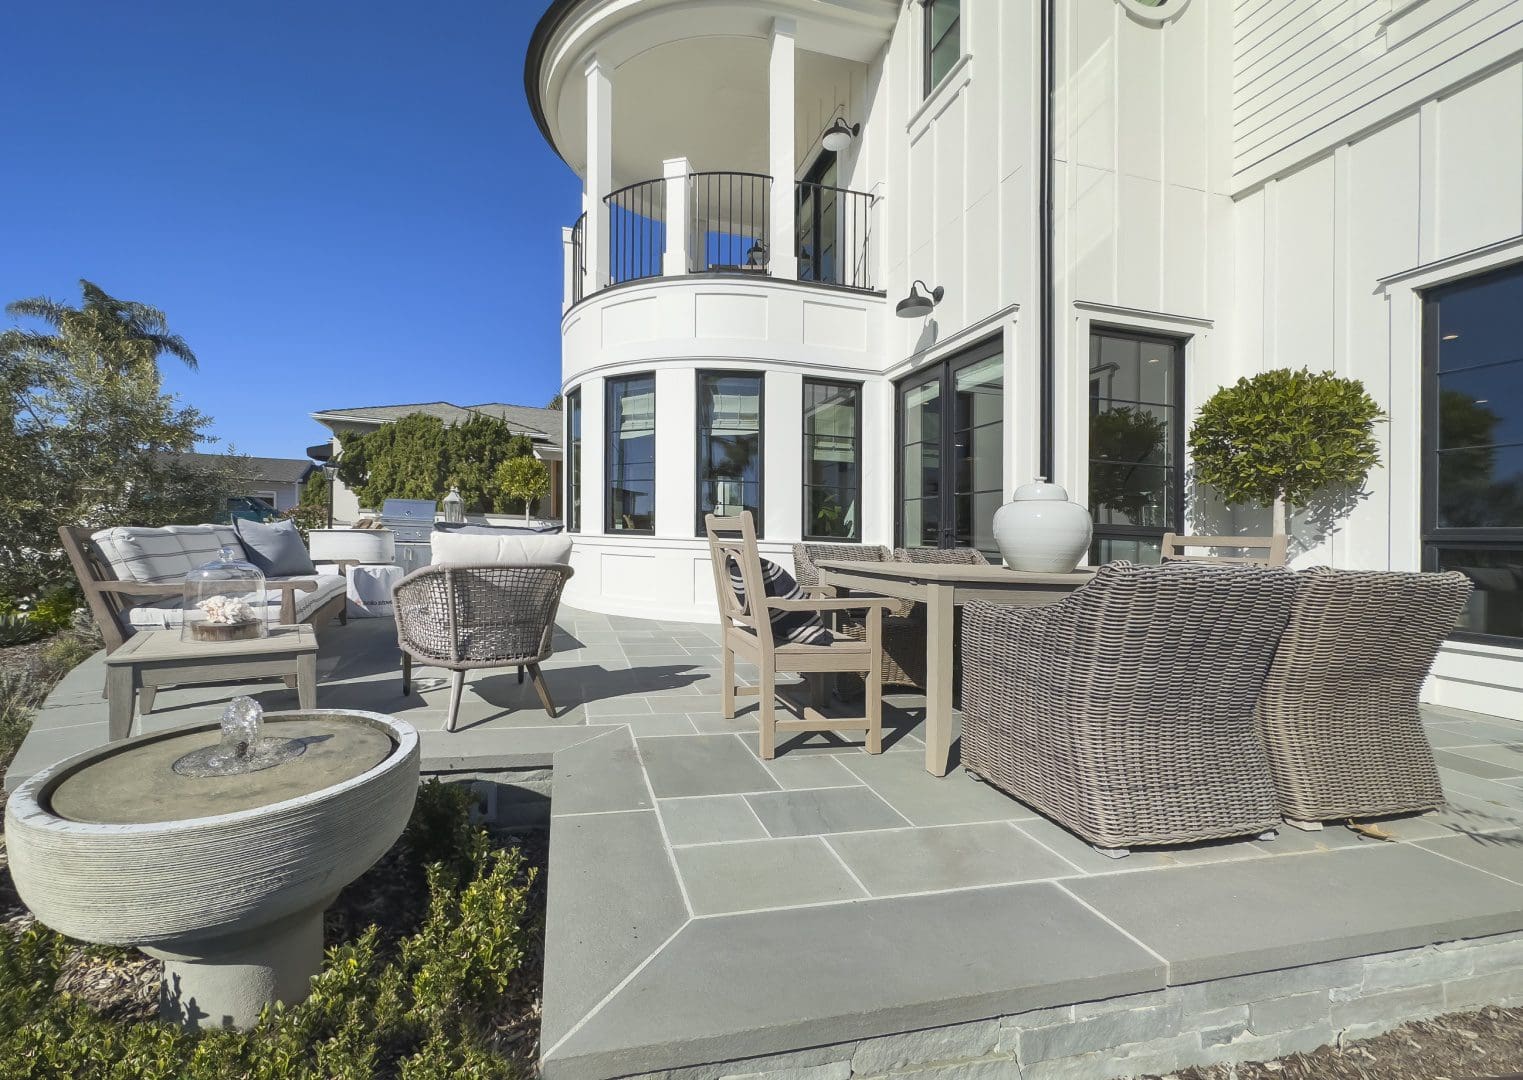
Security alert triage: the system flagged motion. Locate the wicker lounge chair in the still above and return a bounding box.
[1255,568,1473,827]
[711,513,897,759]
[961,561,1296,854]
[394,563,573,731]
[792,543,926,689]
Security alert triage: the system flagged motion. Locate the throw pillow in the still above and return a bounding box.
[727,557,834,646]
[234,518,317,577]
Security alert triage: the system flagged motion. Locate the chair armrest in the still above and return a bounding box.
[800,585,838,598]
[764,597,900,614]
[267,579,319,594]
[92,581,184,597]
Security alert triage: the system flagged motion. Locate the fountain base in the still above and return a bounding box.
[145,904,326,1030]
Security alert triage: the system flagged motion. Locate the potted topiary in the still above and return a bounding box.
[495,455,551,525]
[1189,368,1384,543]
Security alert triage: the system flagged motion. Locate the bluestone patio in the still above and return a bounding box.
[11,612,1523,1080]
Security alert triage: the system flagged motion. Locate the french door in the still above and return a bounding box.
[896,339,1005,557]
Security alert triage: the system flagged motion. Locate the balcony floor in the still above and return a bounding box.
[11,611,1523,1079]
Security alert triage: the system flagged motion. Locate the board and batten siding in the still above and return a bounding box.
[1231,55,1523,715]
[1233,0,1523,190]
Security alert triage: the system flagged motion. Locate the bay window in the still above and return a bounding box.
[803,379,861,541]
[606,374,656,534]
[695,371,763,534]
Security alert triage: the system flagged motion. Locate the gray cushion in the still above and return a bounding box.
[91,525,243,583]
[234,518,316,577]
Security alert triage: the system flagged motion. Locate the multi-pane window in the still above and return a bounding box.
[1423,263,1523,644]
[696,372,764,534]
[1088,328,1185,565]
[565,387,581,533]
[606,374,656,534]
[803,380,861,541]
[924,0,961,96]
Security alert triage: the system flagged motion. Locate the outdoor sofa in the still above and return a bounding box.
[60,524,351,656]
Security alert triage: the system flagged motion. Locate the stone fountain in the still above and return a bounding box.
[5,698,419,1030]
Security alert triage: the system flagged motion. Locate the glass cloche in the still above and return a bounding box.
[181,545,268,643]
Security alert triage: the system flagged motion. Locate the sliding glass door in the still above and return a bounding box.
[896,339,1004,557]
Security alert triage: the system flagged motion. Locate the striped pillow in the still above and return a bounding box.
[727,557,834,646]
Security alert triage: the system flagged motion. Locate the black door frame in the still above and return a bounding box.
[796,150,838,284]
[894,335,1004,550]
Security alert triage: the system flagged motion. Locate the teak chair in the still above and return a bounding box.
[1160,532,1288,567]
[706,512,897,759]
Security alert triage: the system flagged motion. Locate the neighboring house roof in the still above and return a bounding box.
[169,451,317,486]
[311,400,563,447]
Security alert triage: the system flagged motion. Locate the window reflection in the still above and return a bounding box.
[803,380,861,541]
[607,375,656,533]
[696,372,763,534]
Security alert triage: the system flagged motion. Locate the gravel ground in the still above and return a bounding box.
[0,640,52,679]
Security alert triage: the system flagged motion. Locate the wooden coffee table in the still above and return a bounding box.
[104,625,319,741]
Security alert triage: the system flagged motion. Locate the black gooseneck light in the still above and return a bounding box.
[895,280,944,319]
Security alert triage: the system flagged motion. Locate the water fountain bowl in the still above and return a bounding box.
[4,706,420,1030]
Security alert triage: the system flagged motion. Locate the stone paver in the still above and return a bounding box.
[675,837,865,915]
[839,751,1039,826]
[637,733,780,798]
[745,785,908,837]
[659,795,769,846]
[827,821,1081,896]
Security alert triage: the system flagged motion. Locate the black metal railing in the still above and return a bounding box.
[605,179,666,286]
[689,172,772,274]
[569,211,586,305]
[795,181,874,292]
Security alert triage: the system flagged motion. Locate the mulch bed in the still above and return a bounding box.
[0,640,53,680]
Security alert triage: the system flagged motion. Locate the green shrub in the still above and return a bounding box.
[0,780,535,1079]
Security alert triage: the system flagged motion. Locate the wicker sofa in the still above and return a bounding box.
[1255,567,1473,825]
[961,561,1297,853]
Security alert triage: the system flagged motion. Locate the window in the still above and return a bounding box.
[924,0,961,97]
[1087,327,1186,565]
[696,371,763,534]
[896,339,1004,559]
[565,387,582,532]
[1422,262,1523,645]
[606,374,656,534]
[803,379,862,541]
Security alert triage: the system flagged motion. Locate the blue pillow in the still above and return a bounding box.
[727,557,834,646]
[234,517,316,577]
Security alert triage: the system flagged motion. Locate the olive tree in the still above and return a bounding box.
[1189,368,1384,541]
[495,456,550,523]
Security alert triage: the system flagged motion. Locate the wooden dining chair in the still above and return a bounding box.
[706,512,898,759]
[1160,532,1288,567]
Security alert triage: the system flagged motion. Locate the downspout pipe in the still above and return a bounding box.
[1038,0,1056,482]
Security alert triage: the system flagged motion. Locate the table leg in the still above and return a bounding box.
[106,665,135,742]
[923,583,955,776]
[297,652,317,711]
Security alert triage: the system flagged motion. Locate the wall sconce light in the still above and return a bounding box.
[895,280,944,319]
[746,240,769,268]
[821,117,861,153]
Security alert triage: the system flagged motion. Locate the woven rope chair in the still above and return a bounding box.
[961,562,1295,854]
[1255,568,1473,826]
[792,543,927,689]
[394,563,574,731]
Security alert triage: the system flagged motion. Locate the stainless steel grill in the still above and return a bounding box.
[379,499,437,545]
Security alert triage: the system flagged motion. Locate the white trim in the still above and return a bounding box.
[887,303,1020,379]
[1072,300,1215,330]
[1377,233,1523,289]
[907,54,972,140]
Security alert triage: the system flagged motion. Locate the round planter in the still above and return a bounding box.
[992,478,1094,573]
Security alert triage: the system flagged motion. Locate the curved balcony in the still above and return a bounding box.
[564,170,880,312]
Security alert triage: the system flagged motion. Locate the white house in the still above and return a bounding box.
[526,0,1523,716]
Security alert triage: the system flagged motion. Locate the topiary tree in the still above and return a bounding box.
[495,456,550,523]
[1189,368,1384,541]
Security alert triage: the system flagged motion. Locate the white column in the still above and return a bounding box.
[662,157,691,277]
[768,19,797,281]
[561,225,576,313]
[584,54,613,295]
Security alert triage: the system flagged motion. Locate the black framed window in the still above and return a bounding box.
[696,371,764,534]
[1422,262,1523,646]
[924,0,961,97]
[803,379,862,541]
[1088,327,1186,565]
[565,387,582,533]
[606,374,656,534]
[896,338,1004,559]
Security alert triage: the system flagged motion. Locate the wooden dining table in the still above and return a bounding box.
[815,559,1095,776]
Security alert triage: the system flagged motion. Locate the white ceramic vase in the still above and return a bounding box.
[992,477,1093,573]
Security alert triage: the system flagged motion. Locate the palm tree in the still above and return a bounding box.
[1,279,197,377]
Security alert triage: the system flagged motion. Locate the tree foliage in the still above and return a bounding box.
[0,281,239,602]
[1189,368,1384,536]
[1089,405,1171,520]
[336,413,533,513]
[494,456,550,522]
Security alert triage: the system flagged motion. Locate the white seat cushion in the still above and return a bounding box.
[124,574,347,630]
[429,531,572,567]
[92,525,243,584]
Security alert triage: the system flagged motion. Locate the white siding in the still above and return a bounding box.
[1233,0,1523,189]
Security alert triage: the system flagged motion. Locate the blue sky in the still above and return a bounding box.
[1,2,577,458]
